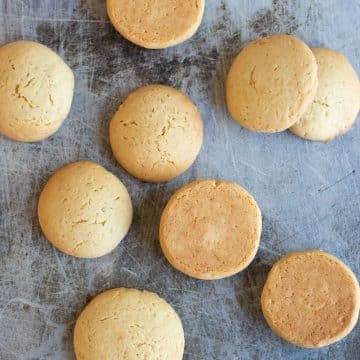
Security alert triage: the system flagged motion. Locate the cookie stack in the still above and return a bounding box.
[226,35,360,142]
[0,0,359,359]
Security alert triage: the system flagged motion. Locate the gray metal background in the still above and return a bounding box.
[0,1,359,359]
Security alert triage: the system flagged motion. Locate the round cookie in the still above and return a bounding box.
[107,0,205,49]
[74,288,185,360]
[109,85,203,183]
[0,41,74,142]
[38,161,132,258]
[160,180,262,280]
[290,48,360,142]
[261,250,360,348]
[226,34,318,132]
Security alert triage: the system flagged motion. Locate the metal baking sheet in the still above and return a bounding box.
[0,1,359,359]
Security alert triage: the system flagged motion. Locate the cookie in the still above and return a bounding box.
[74,288,185,360]
[109,85,203,183]
[290,48,360,142]
[160,180,262,280]
[107,0,205,49]
[38,161,133,258]
[0,41,74,142]
[261,250,360,348]
[226,34,318,132]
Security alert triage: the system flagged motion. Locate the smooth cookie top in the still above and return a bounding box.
[74,288,185,360]
[107,0,205,49]
[261,250,360,348]
[160,180,262,280]
[0,41,74,142]
[226,34,318,132]
[290,48,360,142]
[38,161,133,258]
[110,85,203,183]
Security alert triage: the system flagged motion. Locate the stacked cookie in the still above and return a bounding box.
[0,1,359,359]
[226,34,360,142]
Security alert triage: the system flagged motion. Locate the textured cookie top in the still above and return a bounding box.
[160,180,262,280]
[290,48,360,142]
[261,250,360,348]
[226,34,318,132]
[38,161,133,258]
[107,0,205,49]
[109,85,203,183]
[0,41,74,142]
[74,288,185,360]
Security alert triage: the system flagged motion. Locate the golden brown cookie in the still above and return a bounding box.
[107,0,205,49]
[290,48,360,142]
[74,288,185,359]
[261,250,360,348]
[38,161,133,258]
[0,41,74,142]
[226,34,318,132]
[109,85,203,183]
[160,180,262,280]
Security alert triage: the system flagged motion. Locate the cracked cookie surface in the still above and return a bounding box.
[261,250,360,348]
[107,0,205,49]
[290,48,360,142]
[0,41,74,142]
[226,34,318,133]
[110,84,203,183]
[38,161,133,258]
[160,180,262,280]
[74,288,184,360]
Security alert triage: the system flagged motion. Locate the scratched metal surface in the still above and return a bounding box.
[0,0,359,359]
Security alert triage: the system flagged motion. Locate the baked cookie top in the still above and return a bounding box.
[0,41,74,142]
[290,48,360,142]
[226,34,318,132]
[110,85,203,183]
[38,161,133,258]
[74,288,185,360]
